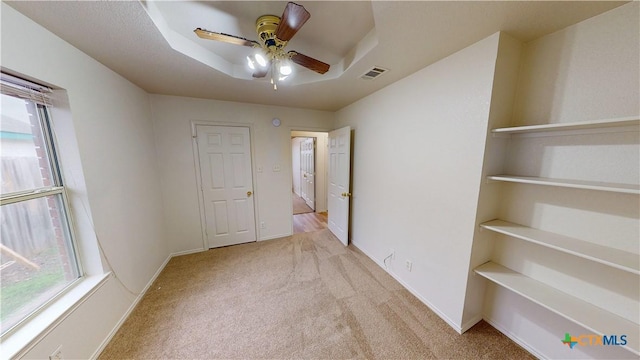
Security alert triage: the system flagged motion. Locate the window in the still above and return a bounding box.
[0,74,81,335]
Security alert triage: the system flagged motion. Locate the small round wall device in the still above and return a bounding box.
[272,118,281,127]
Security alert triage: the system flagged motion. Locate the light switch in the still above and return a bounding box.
[257,166,263,173]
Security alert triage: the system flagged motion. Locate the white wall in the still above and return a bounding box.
[461,32,523,327]
[334,32,502,331]
[1,3,169,359]
[482,3,639,359]
[512,1,639,126]
[150,95,333,252]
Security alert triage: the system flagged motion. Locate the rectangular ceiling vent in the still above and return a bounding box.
[360,66,388,80]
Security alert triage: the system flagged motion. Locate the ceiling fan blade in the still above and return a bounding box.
[289,51,330,74]
[274,2,310,41]
[194,28,259,47]
[252,67,269,78]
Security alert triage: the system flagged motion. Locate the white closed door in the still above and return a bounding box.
[196,125,256,248]
[328,126,351,246]
[301,138,315,210]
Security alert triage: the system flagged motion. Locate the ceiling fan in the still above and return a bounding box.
[194,2,330,90]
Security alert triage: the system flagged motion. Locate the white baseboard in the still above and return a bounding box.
[483,316,544,359]
[90,254,173,359]
[460,313,483,333]
[171,248,206,257]
[351,240,465,334]
[259,233,291,241]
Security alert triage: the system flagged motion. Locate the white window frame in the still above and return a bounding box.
[1,72,110,360]
[0,76,84,338]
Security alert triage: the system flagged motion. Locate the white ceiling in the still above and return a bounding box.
[5,1,627,111]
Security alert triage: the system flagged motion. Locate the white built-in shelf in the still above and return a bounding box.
[480,220,640,275]
[492,116,639,135]
[488,175,640,195]
[475,261,640,355]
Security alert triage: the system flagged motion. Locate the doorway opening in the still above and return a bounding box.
[291,131,328,234]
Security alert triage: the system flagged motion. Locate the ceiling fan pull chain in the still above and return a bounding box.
[272,62,278,91]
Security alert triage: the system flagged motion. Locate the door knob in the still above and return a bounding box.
[247,191,253,197]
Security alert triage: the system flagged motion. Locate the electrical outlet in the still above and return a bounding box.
[260,221,266,229]
[272,164,281,172]
[49,345,63,360]
[405,260,412,272]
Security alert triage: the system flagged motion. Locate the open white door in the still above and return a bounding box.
[196,125,256,248]
[327,126,351,245]
[301,138,315,210]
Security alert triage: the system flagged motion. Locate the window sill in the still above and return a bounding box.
[1,272,111,360]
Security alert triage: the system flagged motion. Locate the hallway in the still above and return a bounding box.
[293,191,326,234]
[292,192,313,215]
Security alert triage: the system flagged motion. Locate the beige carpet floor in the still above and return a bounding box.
[99,230,534,359]
[293,192,314,215]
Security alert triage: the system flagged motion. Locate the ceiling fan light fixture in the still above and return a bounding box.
[254,53,268,67]
[246,56,255,70]
[279,63,292,76]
